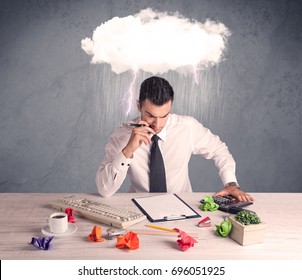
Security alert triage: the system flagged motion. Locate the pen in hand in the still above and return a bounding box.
[122,122,149,127]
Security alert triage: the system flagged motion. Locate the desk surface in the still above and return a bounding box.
[0,192,301,260]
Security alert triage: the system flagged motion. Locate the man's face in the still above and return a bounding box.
[137,99,172,134]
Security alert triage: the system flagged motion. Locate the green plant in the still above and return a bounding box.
[235,210,261,225]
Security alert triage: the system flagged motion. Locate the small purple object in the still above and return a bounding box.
[29,236,54,250]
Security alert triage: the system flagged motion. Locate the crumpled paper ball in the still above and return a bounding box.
[199,196,219,211]
[29,236,54,250]
[88,225,105,242]
[116,231,139,250]
[174,228,198,251]
[65,208,76,223]
[215,218,232,237]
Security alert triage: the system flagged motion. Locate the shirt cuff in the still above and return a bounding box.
[112,152,132,172]
[220,171,238,187]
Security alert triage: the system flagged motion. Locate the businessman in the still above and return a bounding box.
[96,76,253,202]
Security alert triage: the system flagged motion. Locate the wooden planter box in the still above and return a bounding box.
[229,217,266,246]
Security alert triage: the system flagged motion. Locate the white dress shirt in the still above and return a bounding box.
[96,114,237,197]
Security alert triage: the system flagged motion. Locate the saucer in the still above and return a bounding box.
[41,223,77,237]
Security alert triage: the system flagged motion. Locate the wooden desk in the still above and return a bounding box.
[0,192,301,260]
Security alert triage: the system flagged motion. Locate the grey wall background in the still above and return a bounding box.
[1,0,301,194]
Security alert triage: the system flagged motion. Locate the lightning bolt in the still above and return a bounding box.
[194,68,199,85]
[122,71,137,116]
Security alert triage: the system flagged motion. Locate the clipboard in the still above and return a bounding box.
[132,194,200,222]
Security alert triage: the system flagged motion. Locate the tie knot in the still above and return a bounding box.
[152,135,160,142]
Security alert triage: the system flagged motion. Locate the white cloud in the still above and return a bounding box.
[81,8,231,74]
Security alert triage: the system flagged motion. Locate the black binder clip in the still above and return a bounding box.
[163,214,186,220]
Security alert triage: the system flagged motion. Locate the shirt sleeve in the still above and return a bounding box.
[96,129,132,197]
[190,118,238,186]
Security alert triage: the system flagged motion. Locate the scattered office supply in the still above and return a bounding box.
[50,195,146,229]
[88,225,105,242]
[197,216,211,228]
[134,229,179,237]
[65,208,76,223]
[199,196,219,211]
[174,228,198,251]
[144,224,198,238]
[106,227,196,238]
[201,195,253,213]
[106,228,127,240]
[145,224,177,232]
[215,218,232,237]
[132,194,200,222]
[116,231,139,250]
[29,236,53,250]
[122,122,148,127]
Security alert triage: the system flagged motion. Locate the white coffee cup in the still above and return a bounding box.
[47,212,68,234]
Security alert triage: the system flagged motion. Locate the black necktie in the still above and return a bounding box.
[149,135,167,192]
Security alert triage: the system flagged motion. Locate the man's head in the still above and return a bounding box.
[137,76,174,134]
[138,76,174,107]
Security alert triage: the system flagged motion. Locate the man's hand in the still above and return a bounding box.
[214,185,254,202]
[122,121,155,158]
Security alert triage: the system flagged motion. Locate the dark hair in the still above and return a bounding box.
[139,76,174,106]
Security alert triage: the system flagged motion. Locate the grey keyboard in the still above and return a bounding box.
[50,195,146,229]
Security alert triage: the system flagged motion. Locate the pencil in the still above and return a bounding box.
[145,224,177,232]
[144,225,199,238]
[133,229,178,237]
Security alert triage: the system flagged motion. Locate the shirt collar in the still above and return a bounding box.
[155,114,171,142]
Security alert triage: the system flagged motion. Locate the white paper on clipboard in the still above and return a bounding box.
[132,193,200,222]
